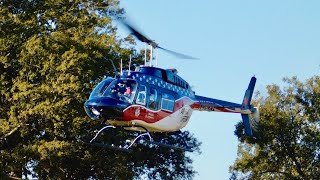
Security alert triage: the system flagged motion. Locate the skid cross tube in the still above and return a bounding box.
[89,125,193,152]
[90,125,116,143]
[123,126,194,152]
[125,132,153,149]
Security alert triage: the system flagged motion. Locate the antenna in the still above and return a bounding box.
[144,44,147,66]
[150,45,153,66]
[120,59,123,75]
[156,48,158,67]
[104,58,117,77]
[129,55,132,75]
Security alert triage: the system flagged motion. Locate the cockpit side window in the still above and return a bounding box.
[136,85,146,105]
[90,78,137,103]
[89,78,114,99]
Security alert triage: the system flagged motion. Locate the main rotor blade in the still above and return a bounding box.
[158,46,198,60]
[121,19,198,60]
[121,20,158,47]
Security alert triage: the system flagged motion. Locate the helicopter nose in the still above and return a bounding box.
[84,97,128,120]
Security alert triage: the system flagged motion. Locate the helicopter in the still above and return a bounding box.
[84,21,259,152]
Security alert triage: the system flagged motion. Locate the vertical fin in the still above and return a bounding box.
[242,76,256,108]
[241,77,257,136]
[241,114,253,136]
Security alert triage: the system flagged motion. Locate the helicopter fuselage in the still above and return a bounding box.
[84,66,258,135]
[85,66,197,132]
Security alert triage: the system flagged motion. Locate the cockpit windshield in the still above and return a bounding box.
[90,78,137,103]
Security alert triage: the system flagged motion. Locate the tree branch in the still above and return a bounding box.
[0,124,22,140]
[259,169,294,179]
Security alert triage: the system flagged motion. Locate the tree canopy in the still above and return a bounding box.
[0,0,200,179]
[231,76,320,179]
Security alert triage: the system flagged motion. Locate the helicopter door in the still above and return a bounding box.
[147,88,158,110]
[136,85,146,105]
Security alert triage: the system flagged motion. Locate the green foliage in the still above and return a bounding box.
[0,0,200,179]
[230,76,320,179]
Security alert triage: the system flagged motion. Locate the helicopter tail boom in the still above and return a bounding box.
[192,76,258,136]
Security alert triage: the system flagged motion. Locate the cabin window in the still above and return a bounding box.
[148,88,158,110]
[137,67,163,78]
[161,93,175,112]
[154,70,163,78]
[136,85,146,105]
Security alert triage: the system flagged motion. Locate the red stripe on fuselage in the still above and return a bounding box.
[123,97,195,124]
[216,107,233,112]
[190,102,236,113]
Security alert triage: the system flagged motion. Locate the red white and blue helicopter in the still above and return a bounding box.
[84,21,259,152]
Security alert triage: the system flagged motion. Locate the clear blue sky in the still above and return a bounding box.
[120,0,320,179]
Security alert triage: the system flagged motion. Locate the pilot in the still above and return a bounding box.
[148,94,157,109]
[125,87,131,96]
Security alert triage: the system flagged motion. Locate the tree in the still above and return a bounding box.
[230,76,320,179]
[0,0,200,179]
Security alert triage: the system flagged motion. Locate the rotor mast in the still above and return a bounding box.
[148,40,158,67]
[144,41,158,67]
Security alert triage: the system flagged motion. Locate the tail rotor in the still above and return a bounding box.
[251,105,260,133]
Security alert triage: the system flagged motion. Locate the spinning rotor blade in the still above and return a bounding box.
[121,20,158,48]
[158,46,198,60]
[121,20,198,60]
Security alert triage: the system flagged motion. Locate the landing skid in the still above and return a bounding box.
[89,125,194,152]
[89,141,133,152]
[144,139,193,152]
